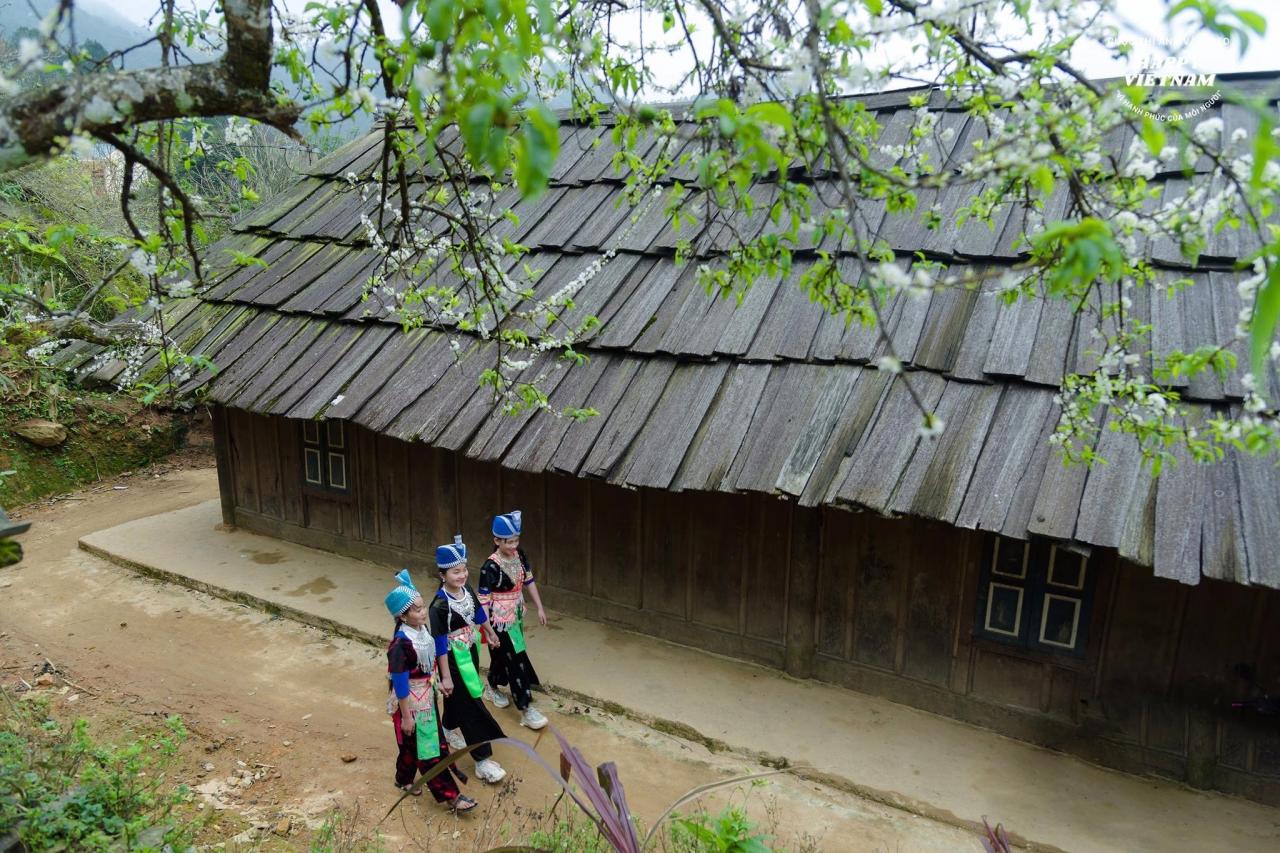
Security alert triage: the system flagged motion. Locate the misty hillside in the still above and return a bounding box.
[0,0,164,67]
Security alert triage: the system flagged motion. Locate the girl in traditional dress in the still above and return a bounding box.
[384,569,477,812]
[478,510,548,730]
[429,536,509,785]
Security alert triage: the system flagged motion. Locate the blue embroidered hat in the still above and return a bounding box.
[492,510,523,538]
[436,534,467,569]
[384,569,420,617]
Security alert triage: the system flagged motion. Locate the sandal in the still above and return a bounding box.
[449,794,478,813]
[397,783,424,797]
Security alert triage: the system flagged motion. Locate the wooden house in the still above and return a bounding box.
[53,78,1280,805]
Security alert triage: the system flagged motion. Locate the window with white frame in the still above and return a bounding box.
[974,537,1094,657]
[302,420,348,492]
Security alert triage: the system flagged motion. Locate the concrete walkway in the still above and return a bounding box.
[81,500,1280,852]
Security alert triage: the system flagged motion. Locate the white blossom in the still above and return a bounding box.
[18,38,41,65]
[1122,156,1156,180]
[413,65,442,95]
[1238,271,1264,301]
[917,413,946,439]
[1193,117,1224,144]
[876,262,911,291]
[991,75,1017,100]
[317,40,343,62]
[83,95,121,124]
[778,62,815,97]
[129,249,157,276]
[352,87,378,112]
[39,7,59,37]
[224,117,252,145]
[874,355,902,374]
[66,134,95,159]
[1114,210,1138,231]
[25,340,60,361]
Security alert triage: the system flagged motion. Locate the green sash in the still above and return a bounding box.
[508,618,527,654]
[451,637,485,698]
[414,699,440,760]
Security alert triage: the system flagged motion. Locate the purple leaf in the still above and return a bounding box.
[597,761,641,851]
[551,727,639,851]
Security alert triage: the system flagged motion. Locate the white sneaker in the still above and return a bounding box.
[444,728,466,751]
[485,685,510,709]
[520,707,548,730]
[474,758,506,784]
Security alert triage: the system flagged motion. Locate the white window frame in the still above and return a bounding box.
[991,538,1029,579]
[984,582,1024,638]
[1038,594,1082,649]
[1047,547,1086,591]
[302,420,349,492]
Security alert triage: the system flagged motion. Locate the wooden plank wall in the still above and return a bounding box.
[221,410,791,664]
[814,511,974,701]
[810,505,1280,803]
[218,408,1280,804]
[1096,560,1280,793]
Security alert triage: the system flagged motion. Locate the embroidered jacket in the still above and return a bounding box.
[428,586,488,649]
[478,548,534,631]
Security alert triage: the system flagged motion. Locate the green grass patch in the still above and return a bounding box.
[0,689,201,850]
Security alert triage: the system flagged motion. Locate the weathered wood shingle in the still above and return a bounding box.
[56,76,1280,589]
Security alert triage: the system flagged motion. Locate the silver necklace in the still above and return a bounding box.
[399,621,434,671]
[443,586,476,625]
[496,551,523,585]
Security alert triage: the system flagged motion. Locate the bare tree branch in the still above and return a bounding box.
[13,288,157,347]
[0,0,301,172]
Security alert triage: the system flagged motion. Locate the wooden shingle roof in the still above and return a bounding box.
[56,75,1280,588]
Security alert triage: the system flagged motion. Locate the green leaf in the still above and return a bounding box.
[534,0,554,30]
[1249,115,1278,189]
[227,249,268,269]
[426,0,454,42]
[1140,117,1166,158]
[515,108,559,197]
[1250,262,1280,374]
[1031,217,1125,298]
[1236,8,1267,35]
[746,101,793,130]
[463,101,495,166]
[1030,164,1055,196]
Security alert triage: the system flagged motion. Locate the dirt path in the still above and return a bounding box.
[0,464,980,851]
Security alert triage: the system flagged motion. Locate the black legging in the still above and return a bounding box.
[392,708,463,801]
[487,630,541,710]
[440,642,505,760]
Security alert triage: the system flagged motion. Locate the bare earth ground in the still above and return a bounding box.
[0,456,981,851]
